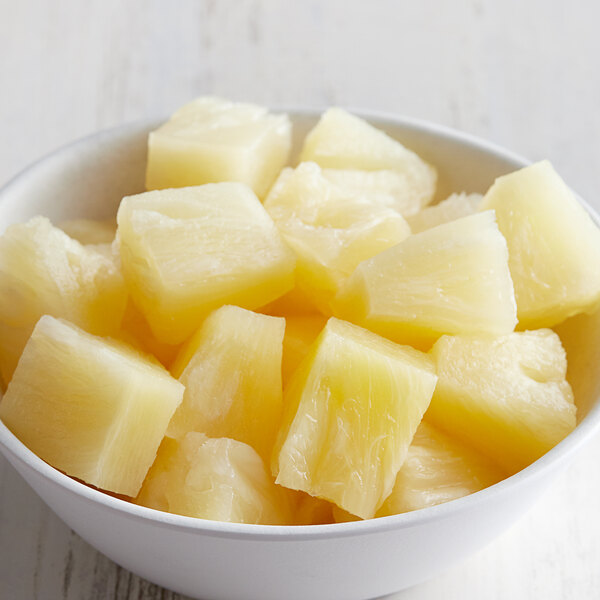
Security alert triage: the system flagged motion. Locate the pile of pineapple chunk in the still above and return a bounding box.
[1,97,600,525]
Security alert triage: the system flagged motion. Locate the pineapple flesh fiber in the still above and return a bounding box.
[0,316,184,496]
[299,108,437,210]
[333,211,518,350]
[427,330,576,474]
[146,97,291,198]
[333,421,504,521]
[264,162,411,312]
[168,305,285,465]
[117,183,295,345]
[137,432,292,525]
[273,317,438,519]
[0,216,127,385]
[480,160,600,329]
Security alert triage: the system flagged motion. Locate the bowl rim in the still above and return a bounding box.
[1,108,599,542]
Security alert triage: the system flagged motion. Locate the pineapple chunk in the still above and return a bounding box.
[168,306,285,464]
[291,491,336,525]
[555,305,600,418]
[265,162,411,311]
[407,193,482,233]
[480,161,600,328]
[146,97,291,198]
[377,422,504,516]
[299,108,437,207]
[0,217,127,384]
[260,285,321,317]
[273,318,437,519]
[333,422,503,521]
[0,316,184,496]
[427,330,576,474]
[281,314,327,384]
[59,218,117,245]
[321,168,432,217]
[333,211,517,349]
[117,184,295,345]
[138,432,291,525]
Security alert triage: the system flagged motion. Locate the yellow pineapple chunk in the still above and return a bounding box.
[321,168,433,217]
[333,211,517,349]
[265,162,411,311]
[59,218,117,245]
[407,193,482,233]
[273,318,437,519]
[138,432,291,525]
[260,285,321,317]
[480,161,600,328]
[333,422,503,522]
[146,97,291,198]
[0,217,127,384]
[281,314,327,384]
[427,330,576,474]
[377,422,504,516]
[168,306,285,464]
[291,491,336,525]
[119,301,181,369]
[117,184,295,345]
[555,305,600,418]
[0,316,184,496]
[299,108,436,207]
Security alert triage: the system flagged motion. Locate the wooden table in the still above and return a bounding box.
[1,1,599,598]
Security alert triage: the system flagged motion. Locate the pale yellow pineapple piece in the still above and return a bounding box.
[300,108,437,207]
[117,184,295,345]
[0,316,184,496]
[265,162,411,311]
[555,305,600,418]
[168,306,285,464]
[333,211,517,349]
[291,491,336,525]
[59,218,117,245]
[149,432,291,525]
[274,318,437,519]
[146,97,291,198]
[321,168,432,217]
[119,301,181,369]
[281,314,327,384]
[480,161,600,328]
[0,217,127,384]
[407,193,482,233]
[135,437,179,512]
[427,330,576,474]
[377,422,504,516]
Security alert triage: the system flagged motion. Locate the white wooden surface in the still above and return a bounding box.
[1,1,599,598]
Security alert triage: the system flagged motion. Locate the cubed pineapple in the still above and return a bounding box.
[0,316,184,496]
[321,168,432,217]
[299,108,437,207]
[146,97,291,198]
[407,193,482,233]
[333,211,517,349]
[281,314,327,384]
[0,217,127,384]
[333,421,504,521]
[59,218,117,245]
[480,161,600,328]
[117,184,295,345]
[137,432,292,525]
[273,317,437,519]
[265,162,411,312]
[377,422,504,516]
[427,330,576,474]
[168,306,285,463]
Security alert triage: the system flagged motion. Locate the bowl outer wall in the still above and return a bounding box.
[0,111,599,600]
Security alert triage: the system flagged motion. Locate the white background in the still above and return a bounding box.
[0,1,599,598]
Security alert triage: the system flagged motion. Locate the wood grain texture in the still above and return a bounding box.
[1,1,599,598]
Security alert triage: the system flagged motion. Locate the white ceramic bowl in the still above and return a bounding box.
[0,111,599,600]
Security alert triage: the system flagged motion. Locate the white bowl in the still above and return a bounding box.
[0,111,599,600]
